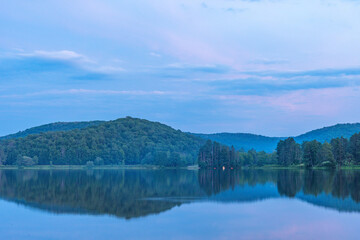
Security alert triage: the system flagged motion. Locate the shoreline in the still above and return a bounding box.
[0,165,200,170]
[0,164,360,170]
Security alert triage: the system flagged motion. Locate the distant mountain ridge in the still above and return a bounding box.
[194,123,360,152]
[193,133,283,152]
[1,120,360,152]
[294,123,360,143]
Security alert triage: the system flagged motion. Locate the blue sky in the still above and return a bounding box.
[1,0,360,136]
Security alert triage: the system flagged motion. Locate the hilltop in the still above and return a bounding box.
[0,117,204,166]
[0,121,104,140]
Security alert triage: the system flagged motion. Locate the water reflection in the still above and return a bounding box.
[199,169,360,202]
[1,169,360,219]
[0,169,203,219]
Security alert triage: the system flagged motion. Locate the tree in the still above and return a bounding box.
[16,155,37,166]
[154,152,168,166]
[331,137,348,166]
[169,152,182,167]
[198,140,274,168]
[248,149,257,166]
[213,142,221,168]
[229,146,236,168]
[257,151,271,166]
[198,140,213,168]
[220,146,230,168]
[317,142,335,168]
[350,133,360,164]
[86,161,94,168]
[302,140,321,167]
[276,138,302,166]
[94,157,104,166]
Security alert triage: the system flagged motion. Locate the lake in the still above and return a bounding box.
[1,169,360,239]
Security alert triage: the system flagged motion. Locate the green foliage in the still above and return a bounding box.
[86,161,95,168]
[317,142,335,168]
[94,157,104,166]
[302,140,322,168]
[275,134,360,168]
[331,137,349,166]
[16,155,38,166]
[198,132,360,168]
[198,140,276,168]
[2,117,360,169]
[350,133,360,164]
[276,138,301,166]
[0,117,204,167]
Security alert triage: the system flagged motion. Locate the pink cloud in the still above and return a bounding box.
[215,86,360,117]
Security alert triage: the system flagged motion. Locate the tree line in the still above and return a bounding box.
[277,133,360,167]
[198,140,277,168]
[198,132,360,168]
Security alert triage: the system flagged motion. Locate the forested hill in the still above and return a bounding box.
[295,123,360,143]
[195,123,360,152]
[0,117,204,166]
[0,121,104,140]
[1,119,360,158]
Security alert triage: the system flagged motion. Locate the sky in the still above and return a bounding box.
[1,0,360,136]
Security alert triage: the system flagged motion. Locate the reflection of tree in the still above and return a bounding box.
[277,170,303,197]
[198,169,234,195]
[0,169,204,219]
[2,169,360,218]
[199,169,360,204]
[303,170,329,196]
[350,171,360,202]
[198,169,279,196]
[331,170,351,200]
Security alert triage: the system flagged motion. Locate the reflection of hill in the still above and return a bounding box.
[198,169,360,213]
[297,192,360,213]
[0,170,204,219]
[1,169,360,218]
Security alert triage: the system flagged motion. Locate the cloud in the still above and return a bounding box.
[269,68,360,78]
[93,66,125,73]
[225,7,246,13]
[2,50,125,77]
[17,50,93,63]
[0,89,179,99]
[144,63,232,80]
[164,63,231,74]
[198,65,360,96]
[150,52,162,58]
[2,0,360,135]
[208,75,360,95]
[249,58,289,65]
[214,86,360,117]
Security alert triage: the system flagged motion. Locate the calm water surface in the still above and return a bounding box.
[1,169,360,240]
